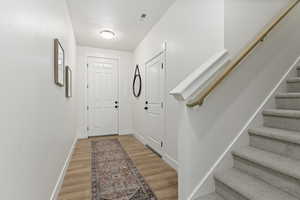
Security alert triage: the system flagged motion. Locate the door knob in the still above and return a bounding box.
[115,101,118,104]
[144,107,148,110]
[145,101,148,104]
[115,105,119,108]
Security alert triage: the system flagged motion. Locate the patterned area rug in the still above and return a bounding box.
[91,139,157,200]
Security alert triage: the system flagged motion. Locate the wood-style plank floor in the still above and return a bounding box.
[58,135,178,200]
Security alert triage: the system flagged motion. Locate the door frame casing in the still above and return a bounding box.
[143,43,167,158]
[86,56,120,137]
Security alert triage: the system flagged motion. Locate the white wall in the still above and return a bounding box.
[76,46,134,138]
[225,0,293,56]
[186,1,300,199]
[132,0,300,199]
[132,0,224,197]
[0,0,77,199]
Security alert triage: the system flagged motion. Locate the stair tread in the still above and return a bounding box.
[196,193,224,200]
[263,109,300,118]
[232,146,300,180]
[287,77,300,83]
[249,127,300,145]
[215,168,298,200]
[276,92,300,98]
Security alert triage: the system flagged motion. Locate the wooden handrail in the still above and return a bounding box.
[187,0,300,107]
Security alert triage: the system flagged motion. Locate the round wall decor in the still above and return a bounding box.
[133,65,142,97]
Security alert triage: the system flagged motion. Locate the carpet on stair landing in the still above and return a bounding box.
[91,139,157,200]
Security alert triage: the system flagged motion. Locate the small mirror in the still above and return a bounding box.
[133,65,142,97]
[54,39,65,87]
[65,66,72,98]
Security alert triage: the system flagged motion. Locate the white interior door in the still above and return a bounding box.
[144,53,165,155]
[87,57,119,137]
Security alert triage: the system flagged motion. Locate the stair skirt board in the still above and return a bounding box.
[195,59,300,200]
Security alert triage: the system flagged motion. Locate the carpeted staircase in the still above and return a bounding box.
[198,67,300,200]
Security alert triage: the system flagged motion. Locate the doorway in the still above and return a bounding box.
[144,52,166,155]
[87,57,119,137]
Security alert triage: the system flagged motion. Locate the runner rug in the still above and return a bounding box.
[91,139,157,200]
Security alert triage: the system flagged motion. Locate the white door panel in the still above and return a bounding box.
[88,57,118,136]
[144,53,165,155]
[147,60,161,103]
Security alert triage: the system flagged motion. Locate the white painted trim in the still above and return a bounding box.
[119,129,136,135]
[50,136,78,200]
[187,55,300,200]
[134,132,178,171]
[170,50,230,101]
[133,132,147,145]
[77,126,88,139]
[164,153,179,171]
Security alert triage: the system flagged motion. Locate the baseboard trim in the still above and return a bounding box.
[134,132,178,171]
[164,153,179,171]
[80,128,135,138]
[187,55,300,200]
[146,144,162,158]
[119,129,136,135]
[77,126,88,139]
[50,136,78,200]
[133,132,147,145]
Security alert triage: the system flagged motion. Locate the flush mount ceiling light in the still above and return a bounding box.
[100,30,115,40]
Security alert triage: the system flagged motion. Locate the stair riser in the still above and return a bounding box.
[263,115,300,132]
[215,180,248,200]
[276,98,300,110]
[234,156,300,198]
[287,82,300,92]
[250,135,300,160]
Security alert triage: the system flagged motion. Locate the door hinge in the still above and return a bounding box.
[87,126,90,131]
[87,64,89,68]
[161,102,164,108]
[161,141,163,147]
[87,84,89,89]
[87,106,89,110]
[161,63,164,69]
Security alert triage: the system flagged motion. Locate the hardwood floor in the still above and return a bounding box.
[58,135,178,200]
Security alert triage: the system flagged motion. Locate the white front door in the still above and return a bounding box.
[87,57,119,137]
[144,52,165,155]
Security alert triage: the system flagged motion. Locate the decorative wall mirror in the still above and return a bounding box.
[65,66,72,98]
[54,39,65,87]
[133,65,142,97]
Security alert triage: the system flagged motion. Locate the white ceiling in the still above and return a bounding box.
[66,0,176,51]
